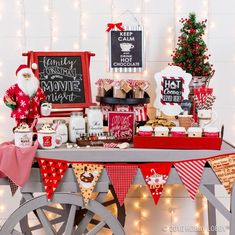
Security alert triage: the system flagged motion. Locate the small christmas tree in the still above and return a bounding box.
[171,13,213,76]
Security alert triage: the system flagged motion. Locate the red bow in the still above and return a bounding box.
[106,22,124,32]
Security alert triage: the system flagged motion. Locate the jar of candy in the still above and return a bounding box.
[87,106,103,134]
[69,112,86,142]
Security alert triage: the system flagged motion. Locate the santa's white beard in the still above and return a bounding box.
[17,75,39,97]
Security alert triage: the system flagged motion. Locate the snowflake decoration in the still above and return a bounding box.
[20,100,26,107]
[19,91,24,97]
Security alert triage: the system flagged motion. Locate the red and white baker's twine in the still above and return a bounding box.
[103,143,118,148]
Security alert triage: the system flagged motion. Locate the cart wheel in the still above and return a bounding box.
[0,193,125,235]
[19,186,126,234]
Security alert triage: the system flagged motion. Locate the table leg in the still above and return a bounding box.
[205,185,217,235]
[230,181,235,235]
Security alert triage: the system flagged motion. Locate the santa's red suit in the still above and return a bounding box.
[4,64,46,128]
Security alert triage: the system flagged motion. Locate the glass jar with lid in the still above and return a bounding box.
[87,106,103,134]
[53,119,68,144]
[69,112,86,142]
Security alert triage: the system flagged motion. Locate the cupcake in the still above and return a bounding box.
[171,127,186,137]
[187,127,202,137]
[204,127,220,137]
[154,126,169,137]
[138,126,153,136]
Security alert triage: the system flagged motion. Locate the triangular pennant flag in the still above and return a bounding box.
[174,159,207,199]
[8,178,18,196]
[140,163,172,205]
[37,158,69,200]
[208,154,235,194]
[106,164,138,206]
[72,163,104,205]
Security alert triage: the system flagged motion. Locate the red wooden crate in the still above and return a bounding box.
[133,135,222,150]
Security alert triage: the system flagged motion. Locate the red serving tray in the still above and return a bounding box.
[133,136,222,150]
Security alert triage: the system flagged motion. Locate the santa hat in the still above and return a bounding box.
[16,63,38,76]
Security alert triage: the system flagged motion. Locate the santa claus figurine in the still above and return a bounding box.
[4,64,48,130]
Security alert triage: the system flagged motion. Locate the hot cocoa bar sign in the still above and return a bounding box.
[110,26,143,73]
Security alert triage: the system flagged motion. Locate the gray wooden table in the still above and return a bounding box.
[0,141,234,235]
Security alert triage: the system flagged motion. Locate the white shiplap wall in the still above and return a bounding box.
[0,1,234,234]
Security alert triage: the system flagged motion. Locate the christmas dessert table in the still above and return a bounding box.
[0,141,234,235]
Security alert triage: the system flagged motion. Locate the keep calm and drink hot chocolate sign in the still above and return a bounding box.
[109,26,144,73]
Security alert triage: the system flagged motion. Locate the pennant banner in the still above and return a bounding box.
[140,163,172,205]
[208,154,235,194]
[38,159,70,200]
[72,163,104,205]
[8,178,18,196]
[174,159,206,199]
[106,164,138,206]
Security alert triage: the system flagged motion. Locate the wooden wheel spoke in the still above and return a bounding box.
[64,205,77,235]
[74,210,95,234]
[102,199,116,207]
[12,229,24,235]
[42,206,65,215]
[90,218,109,229]
[26,216,65,231]
[86,221,106,235]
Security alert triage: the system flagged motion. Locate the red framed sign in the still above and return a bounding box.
[108,111,135,141]
[23,51,95,115]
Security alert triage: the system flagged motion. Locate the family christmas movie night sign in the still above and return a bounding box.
[109,26,143,72]
[38,56,85,104]
[24,51,94,113]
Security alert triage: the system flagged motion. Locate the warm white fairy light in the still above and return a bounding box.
[0,205,5,212]
[134,201,140,209]
[166,198,171,204]
[44,5,49,12]
[25,20,29,28]
[73,1,79,8]
[0,189,4,196]
[166,188,172,195]
[210,22,216,29]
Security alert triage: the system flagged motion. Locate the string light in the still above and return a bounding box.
[0,189,4,196]
[0,205,5,212]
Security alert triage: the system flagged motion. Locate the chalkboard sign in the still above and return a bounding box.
[161,77,183,104]
[109,26,144,73]
[154,66,191,116]
[38,56,84,104]
[23,51,95,114]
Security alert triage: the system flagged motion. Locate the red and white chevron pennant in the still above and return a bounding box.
[174,159,207,199]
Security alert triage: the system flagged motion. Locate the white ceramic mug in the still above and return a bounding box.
[197,109,217,128]
[14,131,33,148]
[37,131,62,149]
[120,43,134,52]
[40,103,52,116]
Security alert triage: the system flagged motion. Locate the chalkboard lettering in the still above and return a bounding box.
[38,56,85,104]
[162,79,183,103]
